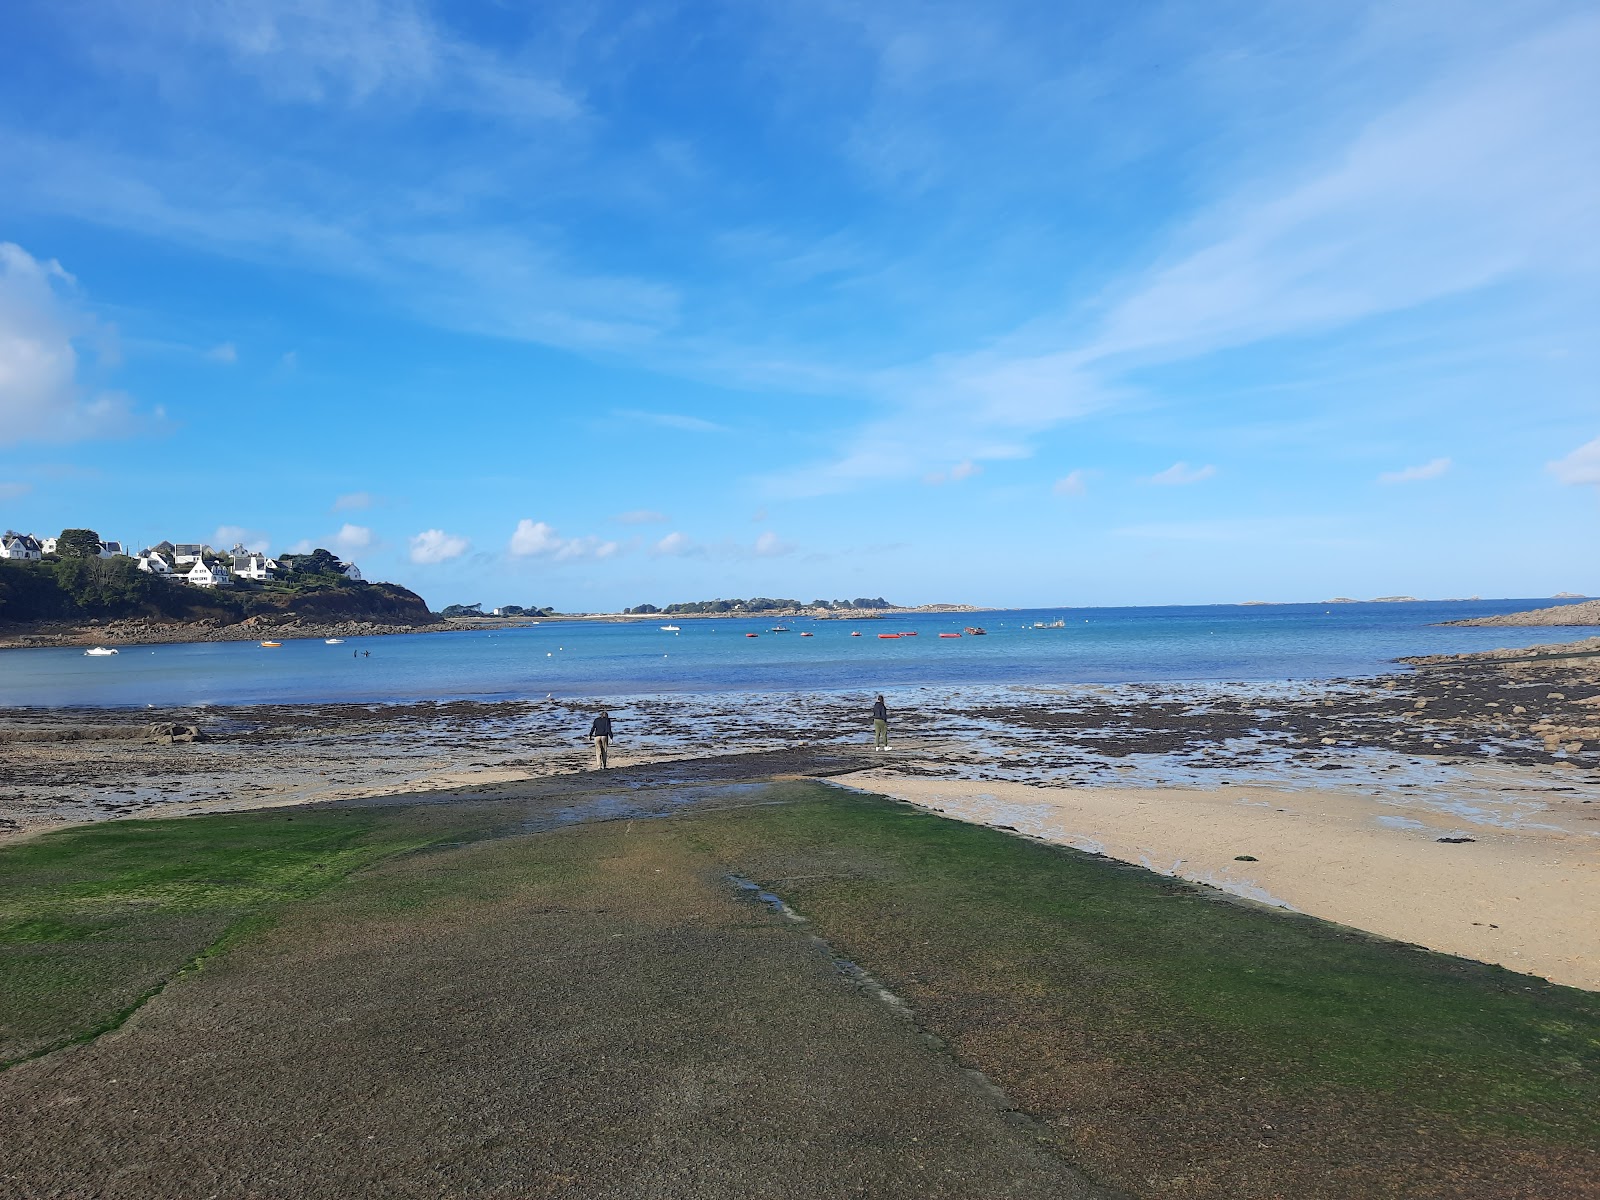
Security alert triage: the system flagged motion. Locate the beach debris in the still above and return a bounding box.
[1436,836,1476,844]
[1233,855,1258,862]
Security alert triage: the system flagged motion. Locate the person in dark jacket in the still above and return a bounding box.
[871,694,889,750]
[589,710,614,769]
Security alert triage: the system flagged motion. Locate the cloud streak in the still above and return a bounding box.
[1142,462,1216,486]
[1548,437,1600,487]
[1378,457,1451,484]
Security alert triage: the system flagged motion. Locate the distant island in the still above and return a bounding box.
[611,597,977,619]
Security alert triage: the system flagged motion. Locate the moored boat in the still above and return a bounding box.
[260,641,283,648]
[878,633,900,639]
[84,646,119,656]
[325,638,344,644]
[660,625,681,631]
[939,632,961,638]
[964,626,987,635]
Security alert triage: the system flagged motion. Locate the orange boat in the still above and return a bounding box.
[878,633,900,639]
[260,640,282,648]
[745,632,759,638]
[939,632,961,638]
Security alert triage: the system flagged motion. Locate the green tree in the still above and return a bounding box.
[55,529,103,559]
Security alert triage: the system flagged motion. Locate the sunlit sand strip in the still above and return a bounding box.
[841,770,1600,991]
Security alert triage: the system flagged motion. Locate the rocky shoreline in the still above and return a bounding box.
[1444,598,1600,627]
[0,616,453,650]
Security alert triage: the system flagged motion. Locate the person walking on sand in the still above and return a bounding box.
[871,693,890,750]
[589,709,614,769]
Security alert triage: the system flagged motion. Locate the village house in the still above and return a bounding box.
[339,561,363,581]
[232,552,277,581]
[98,540,129,558]
[136,551,173,576]
[173,543,207,565]
[0,532,43,560]
[185,559,232,588]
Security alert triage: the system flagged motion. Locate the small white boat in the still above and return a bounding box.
[660,624,681,632]
[84,646,119,656]
[325,638,345,644]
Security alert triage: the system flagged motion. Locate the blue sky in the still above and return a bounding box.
[0,0,1596,611]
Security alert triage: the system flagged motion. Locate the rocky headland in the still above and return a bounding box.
[1444,598,1600,627]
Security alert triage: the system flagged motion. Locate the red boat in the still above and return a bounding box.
[877,633,900,639]
[745,632,758,638]
[899,631,918,637]
[939,632,961,638]
[851,631,862,637]
[800,632,814,637]
[964,626,987,635]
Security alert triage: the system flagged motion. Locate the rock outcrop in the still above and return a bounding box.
[1444,599,1600,627]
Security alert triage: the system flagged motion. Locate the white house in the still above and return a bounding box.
[136,551,173,576]
[173,543,206,565]
[0,532,42,561]
[232,553,276,581]
[98,540,129,558]
[338,561,363,581]
[185,560,232,588]
[39,536,57,555]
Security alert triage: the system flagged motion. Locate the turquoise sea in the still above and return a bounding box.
[0,599,1588,710]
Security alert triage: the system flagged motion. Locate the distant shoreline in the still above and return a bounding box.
[3,595,1592,652]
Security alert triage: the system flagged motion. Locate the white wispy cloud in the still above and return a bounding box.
[0,243,162,444]
[118,0,581,124]
[753,530,793,557]
[206,342,237,364]
[1378,457,1451,484]
[923,459,981,486]
[652,531,695,557]
[614,508,668,524]
[409,528,469,564]
[1548,437,1600,486]
[0,481,34,500]
[767,13,1600,493]
[508,519,619,561]
[1053,470,1089,496]
[1142,462,1216,486]
[332,491,376,512]
[613,409,730,434]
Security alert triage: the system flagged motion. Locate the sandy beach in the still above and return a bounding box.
[843,773,1600,990]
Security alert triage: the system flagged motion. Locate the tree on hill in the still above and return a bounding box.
[281,548,346,577]
[55,529,103,559]
[440,603,482,617]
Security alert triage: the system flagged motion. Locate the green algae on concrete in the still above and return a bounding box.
[0,807,470,1064]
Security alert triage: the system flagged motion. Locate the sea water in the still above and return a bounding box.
[0,599,1586,709]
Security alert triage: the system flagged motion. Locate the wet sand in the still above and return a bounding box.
[842,772,1600,990]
